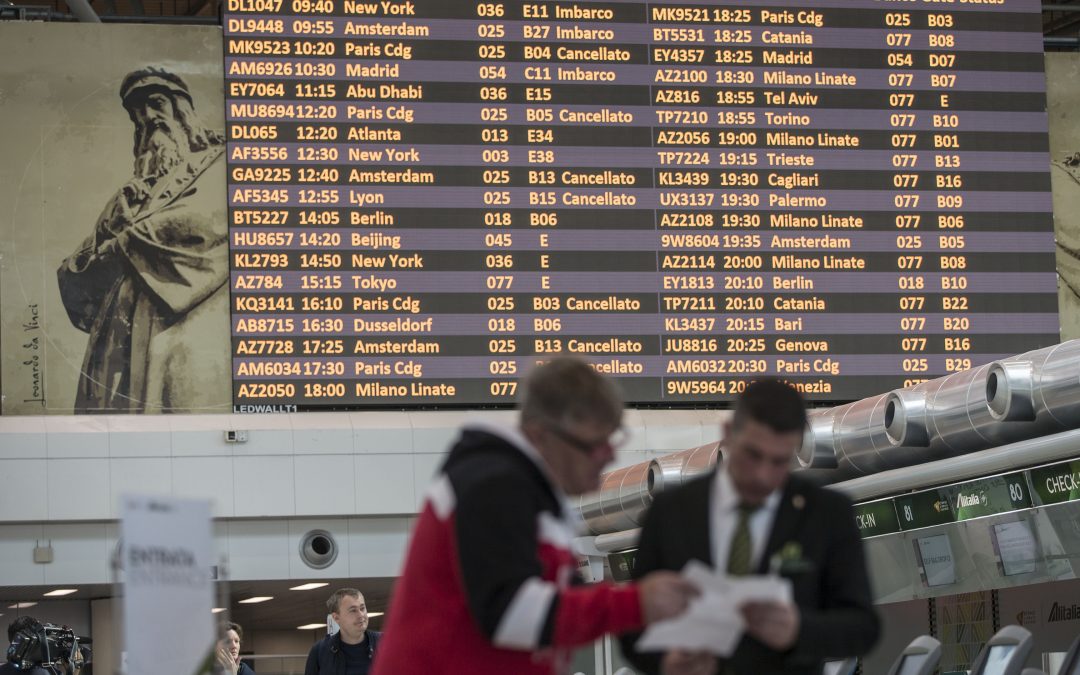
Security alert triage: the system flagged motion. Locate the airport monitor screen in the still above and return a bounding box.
[222,0,1058,409]
[981,644,1017,675]
[896,653,928,675]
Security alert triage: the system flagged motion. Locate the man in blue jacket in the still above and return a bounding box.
[304,589,381,675]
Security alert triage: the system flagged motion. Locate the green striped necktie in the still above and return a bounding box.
[723,503,760,675]
[726,503,759,576]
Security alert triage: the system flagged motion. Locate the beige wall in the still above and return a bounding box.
[0,23,228,414]
[1048,53,1080,341]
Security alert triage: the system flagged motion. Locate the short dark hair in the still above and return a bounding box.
[222,621,243,642]
[732,379,807,434]
[7,616,38,643]
[519,357,623,430]
[327,588,363,614]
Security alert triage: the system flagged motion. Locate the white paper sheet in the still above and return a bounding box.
[635,561,793,656]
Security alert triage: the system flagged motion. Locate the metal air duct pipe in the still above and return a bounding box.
[831,395,895,476]
[987,341,1080,430]
[577,442,719,535]
[577,460,653,535]
[799,406,842,469]
[578,340,1080,534]
[647,442,720,494]
[800,342,1080,475]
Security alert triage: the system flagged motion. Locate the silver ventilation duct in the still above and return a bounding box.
[577,460,653,535]
[832,395,893,476]
[987,341,1080,429]
[579,340,1080,535]
[800,407,841,469]
[577,442,719,535]
[648,442,720,494]
[796,340,1080,476]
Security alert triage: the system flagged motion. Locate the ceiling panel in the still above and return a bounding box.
[0,576,397,632]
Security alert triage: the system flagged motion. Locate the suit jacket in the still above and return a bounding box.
[620,471,880,675]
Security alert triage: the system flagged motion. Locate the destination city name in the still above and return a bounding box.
[350,253,423,268]
[770,213,864,228]
[342,21,428,36]
[354,339,439,354]
[772,255,866,270]
[764,71,857,87]
[767,132,860,147]
[784,379,833,394]
[356,381,456,397]
[342,0,415,15]
[342,44,413,59]
[346,105,414,122]
[764,91,819,106]
[355,360,424,377]
[769,234,851,249]
[777,358,840,375]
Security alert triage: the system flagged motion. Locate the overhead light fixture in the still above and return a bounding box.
[238,596,273,604]
[296,623,326,630]
[211,608,226,614]
[43,589,78,597]
[8,603,37,609]
[289,582,329,591]
[367,612,384,618]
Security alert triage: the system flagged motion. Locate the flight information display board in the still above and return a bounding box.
[223,0,1057,409]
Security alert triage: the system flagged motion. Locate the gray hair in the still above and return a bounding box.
[519,357,623,430]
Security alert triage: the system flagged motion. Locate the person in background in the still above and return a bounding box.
[620,378,880,675]
[372,357,697,675]
[304,588,381,675]
[217,622,255,675]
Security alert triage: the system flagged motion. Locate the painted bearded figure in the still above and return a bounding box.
[57,67,229,412]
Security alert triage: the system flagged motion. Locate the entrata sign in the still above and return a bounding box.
[121,495,215,675]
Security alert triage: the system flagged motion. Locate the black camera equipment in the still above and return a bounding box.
[6,621,91,672]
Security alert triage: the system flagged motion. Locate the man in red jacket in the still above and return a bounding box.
[373,358,695,675]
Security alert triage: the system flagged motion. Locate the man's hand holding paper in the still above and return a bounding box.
[742,599,801,651]
[636,561,794,658]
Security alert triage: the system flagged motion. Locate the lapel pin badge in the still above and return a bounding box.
[792,494,806,510]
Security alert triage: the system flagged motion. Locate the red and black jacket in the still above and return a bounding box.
[372,424,643,675]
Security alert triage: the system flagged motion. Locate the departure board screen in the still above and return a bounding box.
[223,0,1057,409]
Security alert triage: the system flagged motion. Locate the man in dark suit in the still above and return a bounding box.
[621,379,880,675]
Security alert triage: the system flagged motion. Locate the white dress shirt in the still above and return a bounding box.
[710,465,782,572]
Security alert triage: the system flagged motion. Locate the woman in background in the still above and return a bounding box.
[218,622,255,675]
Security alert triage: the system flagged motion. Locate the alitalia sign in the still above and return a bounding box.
[852,455,1080,536]
[1048,602,1080,623]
